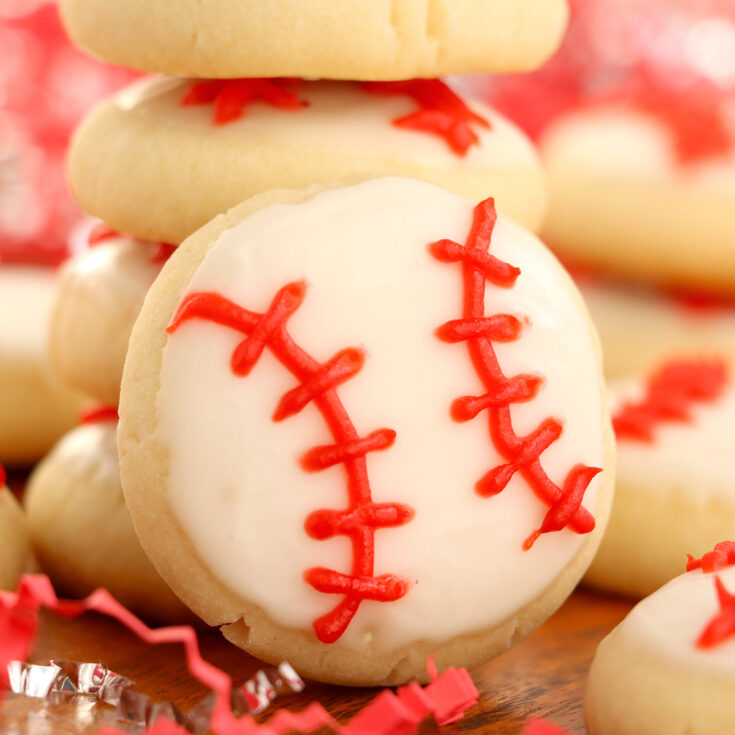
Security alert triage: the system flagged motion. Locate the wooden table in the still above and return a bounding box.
[2,587,633,734]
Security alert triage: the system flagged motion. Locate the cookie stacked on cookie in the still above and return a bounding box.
[48,0,617,685]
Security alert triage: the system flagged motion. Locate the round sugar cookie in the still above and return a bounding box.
[540,103,735,295]
[575,277,735,380]
[49,228,174,406]
[59,0,568,81]
[24,414,190,623]
[585,358,735,599]
[586,543,735,735]
[69,77,547,245]
[0,467,32,591]
[118,176,614,686]
[0,265,86,465]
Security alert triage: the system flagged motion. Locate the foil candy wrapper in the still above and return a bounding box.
[7,659,304,733]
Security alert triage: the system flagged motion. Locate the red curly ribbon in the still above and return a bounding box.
[79,405,119,425]
[0,575,477,734]
[167,284,413,643]
[181,78,308,125]
[613,358,728,442]
[696,575,735,649]
[687,541,735,573]
[430,197,601,548]
[363,79,490,156]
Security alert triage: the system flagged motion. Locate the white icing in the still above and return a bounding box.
[623,565,735,677]
[541,106,735,188]
[116,77,539,174]
[0,266,58,359]
[157,177,605,651]
[612,377,735,503]
[53,422,120,490]
[65,232,162,300]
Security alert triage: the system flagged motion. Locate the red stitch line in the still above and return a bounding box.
[363,79,490,156]
[613,358,728,443]
[167,284,413,643]
[181,78,308,125]
[430,197,601,549]
[0,462,5,489]
[79,405,119,425]
[687,541,735,574]
[696,575,735,649]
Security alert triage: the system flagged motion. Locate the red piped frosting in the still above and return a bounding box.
[363,79,490,155]
[687,541,735,574]
[167,282,413,643]
[0,462,5,489]
[181,78,308,125]
[430,198,601,549]
[79,405,119,425]
[696,575,735,649]
[613,358,728,443]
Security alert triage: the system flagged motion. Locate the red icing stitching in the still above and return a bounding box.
[363,79,490,155]
[696,575,735,649]
[79,405,119,425]
[521,719,573,735]
[0,462,5,489]
[613,358,728,443]
[687,541,735,574]
[430,197,600,549]
[181,78,308,125]
[167,283,413,643]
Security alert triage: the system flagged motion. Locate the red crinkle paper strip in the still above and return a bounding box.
[87,224,177,265]
[688,541,735,573]
[696,575,735,649]
[429,198,601,549]
[521,718,573,735]
[0,575,478,734]
[613,358,728,442]
[181,79,309,125]
[167,282,414,644]
[362,79,490,155]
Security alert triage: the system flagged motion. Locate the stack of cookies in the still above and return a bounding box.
[24,0,618,688]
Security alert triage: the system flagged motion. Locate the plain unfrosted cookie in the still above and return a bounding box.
[60,0,568,80]
[24,416,190,623]
[586,358,735,599]
[575,277,735,379]
[69,78,547,244]
[49,228,173,406]
[0,266,86,465]
[118,176,614,686]
[540,105,735,295]
[0,467,32,591]
[586,543,735,735]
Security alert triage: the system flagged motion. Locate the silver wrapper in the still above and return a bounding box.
[6,659,305,732]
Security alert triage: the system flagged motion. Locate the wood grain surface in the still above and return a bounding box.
[1,582,633,735]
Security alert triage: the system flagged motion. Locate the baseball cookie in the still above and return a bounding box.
[0,465,32,592]
[49,225,175,406]
[60,0,568,81]
[0,264,86,465]
[69,77,547,245]
[118,176,614,686]
[575,275,735,379]
[585,358,735,599]
[540,92,735,295]
[24,410,189,623]
[586,541,735,735]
